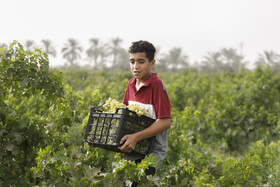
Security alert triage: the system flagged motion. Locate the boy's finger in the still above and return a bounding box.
[120,135,128,144]
[118,143,127,151]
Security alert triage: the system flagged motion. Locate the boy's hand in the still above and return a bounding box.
[118,134,138,153]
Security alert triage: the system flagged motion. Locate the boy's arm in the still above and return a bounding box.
[118,117,171,153]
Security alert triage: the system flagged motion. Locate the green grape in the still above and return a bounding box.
[100,135,106,143]
[94,135,100,143]
[107,137,117,145]
[96,125,102,135]
[103,97,126,113]
[128,104,147,117]
[103,98,147,116]
[111,119,118,126]
[87,136,94,142]
[109,126,117,136]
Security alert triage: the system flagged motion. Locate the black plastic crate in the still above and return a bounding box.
[83,106,156,156]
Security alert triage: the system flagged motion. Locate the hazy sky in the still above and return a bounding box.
[1,0,280,67]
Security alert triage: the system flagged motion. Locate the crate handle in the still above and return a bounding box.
[115,107,127,114]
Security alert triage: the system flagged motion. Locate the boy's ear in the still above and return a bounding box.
[151,59,156,66]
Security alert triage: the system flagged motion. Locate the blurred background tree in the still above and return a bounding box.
[2,37,280,73]
[61,38,83,66]
[41,39,57,58]
[255,50,280,73]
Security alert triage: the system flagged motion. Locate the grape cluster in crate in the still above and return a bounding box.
[84,98,155,156]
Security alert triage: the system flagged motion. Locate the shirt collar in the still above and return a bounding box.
[130,72,157,87]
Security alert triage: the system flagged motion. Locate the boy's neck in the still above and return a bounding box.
[135,73,152,91]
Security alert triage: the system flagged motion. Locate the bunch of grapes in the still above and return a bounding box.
[103,97,126,113]
[103,98,147,117]
[128,104,147,117]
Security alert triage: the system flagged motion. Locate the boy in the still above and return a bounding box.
[118,40,171,178]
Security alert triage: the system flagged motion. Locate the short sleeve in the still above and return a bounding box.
[153,80,171,119]
[123,85,129,106]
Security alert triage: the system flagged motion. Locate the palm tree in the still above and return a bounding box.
[41,39,56,57]
[99,44,109,69]
[153,46,167,72]
[156,58,168,72]
[201,51,223,73]
[61,38,83,66]
[160,47,189,70]
[24,40,35,51]
[86,38,108,69]
[114,48,130,70]
[255,50,280,72]
[108,37,123,67]
[220,48,247,73]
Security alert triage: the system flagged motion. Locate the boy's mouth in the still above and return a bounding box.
[133,71,140,75]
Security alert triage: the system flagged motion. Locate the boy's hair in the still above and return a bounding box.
[129,40,156,62]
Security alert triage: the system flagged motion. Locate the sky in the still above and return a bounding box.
[1,0,280,67]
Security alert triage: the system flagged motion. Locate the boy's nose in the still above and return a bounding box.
[133,62,140,69]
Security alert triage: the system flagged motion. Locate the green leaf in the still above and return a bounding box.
[5,144,19,155]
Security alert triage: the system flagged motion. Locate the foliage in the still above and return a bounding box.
[1,43,280,186]
[168,68,280,152]
[0,41,64,185]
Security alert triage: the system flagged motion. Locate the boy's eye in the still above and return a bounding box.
[130,60,145,64]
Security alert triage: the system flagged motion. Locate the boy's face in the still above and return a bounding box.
[129,52,155,83]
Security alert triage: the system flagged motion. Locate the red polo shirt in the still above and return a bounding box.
[123,73,171,119]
